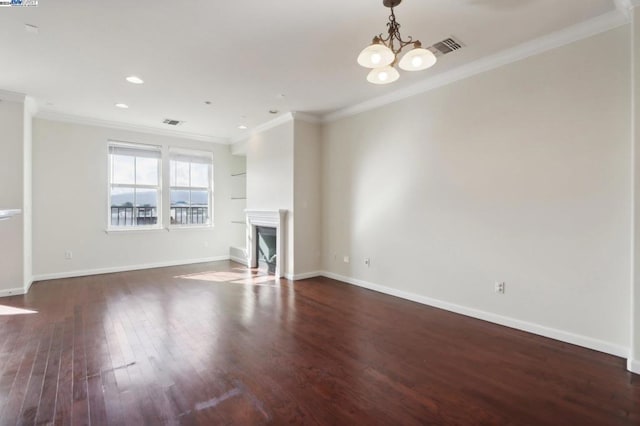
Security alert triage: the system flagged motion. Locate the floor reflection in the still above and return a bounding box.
[175,268,278,287]
[0,305,38,316]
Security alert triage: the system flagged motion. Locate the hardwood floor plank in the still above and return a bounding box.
[53,316,75,426]
[71,303,89,426]
[17,324,54,426]
[0,260,637,425]
[0,319,35,425]
[34,322,64,425]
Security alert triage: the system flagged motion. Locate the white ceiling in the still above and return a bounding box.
[0,0,620,142]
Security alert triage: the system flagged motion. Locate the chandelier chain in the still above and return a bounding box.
[377,7,415,56]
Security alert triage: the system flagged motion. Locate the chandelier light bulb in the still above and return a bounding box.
[399,45,437,71]
[358,41,395,69]
[367,65,400,85]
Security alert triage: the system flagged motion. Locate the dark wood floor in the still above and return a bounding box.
[0,261,638,425]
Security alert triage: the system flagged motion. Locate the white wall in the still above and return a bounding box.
[32,119,237,278]
[246,120,295,276]
[293,120,322,275]
[322,27,632,353]
[23,97,36,291]
[632,7,640,372]
[0,99,25,295]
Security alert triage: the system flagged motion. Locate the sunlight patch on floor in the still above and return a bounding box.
[230,275,278,286]
[176,269,276,287]
[0,305,38,316]
[177,271,253,282]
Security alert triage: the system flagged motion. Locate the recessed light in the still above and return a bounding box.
[238,125,248,130]
[115,103,129,109]
[125,76,144,84]
[269,109,278,114]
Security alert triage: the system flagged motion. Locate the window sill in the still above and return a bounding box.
[105,227,166,234]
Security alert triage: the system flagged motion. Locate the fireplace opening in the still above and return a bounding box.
[256,226,277,274]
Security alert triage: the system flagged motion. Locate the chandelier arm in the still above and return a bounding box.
[360,0,434,84]
[377,6,415,55]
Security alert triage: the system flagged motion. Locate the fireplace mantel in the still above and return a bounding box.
[245,209,287,278]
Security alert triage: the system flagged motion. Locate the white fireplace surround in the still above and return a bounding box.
[245,209,287,278]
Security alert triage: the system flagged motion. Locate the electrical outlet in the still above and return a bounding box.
[64,250,73,260]
[343,256,350,264]
[494,281,505,294]
[364,258,370,267]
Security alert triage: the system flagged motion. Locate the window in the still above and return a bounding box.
[169,149,213,226]
[108,142,161,228]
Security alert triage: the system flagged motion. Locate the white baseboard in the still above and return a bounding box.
[229,256,249,266]
[0,287,27,298]
[288,271,323,281]
[320,271,629,358]
[33,256,230,282]
[24,277,33,293]
[0,276,34,298]
[629,358,640,374]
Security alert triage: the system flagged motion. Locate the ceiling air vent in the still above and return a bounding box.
[429,37,464,57]
[163,118,184,126]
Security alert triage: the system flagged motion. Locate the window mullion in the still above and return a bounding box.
[133,157,137,226]
[188,161,192,224]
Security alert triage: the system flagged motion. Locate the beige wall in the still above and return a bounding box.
[322,27,632,352]
[0,100,25,295]
[244,116,323,277]
[246,121,295,276]
[632,7,640,371]
[32,119,237,277]
[23,97,35,290]
[294,120,322,275]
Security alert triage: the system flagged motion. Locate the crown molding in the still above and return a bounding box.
[229,110,322,148]
[35,109,230,144]
[253,111,295,134]
[230,139,248,156]
[0,89,26,103]
[615,0,640,17]
[323,9,628,123]
[292,111,322,124]
[230,112,295,146]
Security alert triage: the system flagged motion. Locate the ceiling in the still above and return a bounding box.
[0,0,620,142]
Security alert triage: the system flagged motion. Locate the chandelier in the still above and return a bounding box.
[357,0,437,85]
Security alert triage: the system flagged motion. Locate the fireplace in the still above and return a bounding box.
[256,226,277,274]
[245,209,287,278]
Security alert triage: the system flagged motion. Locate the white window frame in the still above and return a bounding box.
[107,141,163,231]
[168,147,214,228]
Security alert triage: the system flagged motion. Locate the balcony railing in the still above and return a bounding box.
[110,206,157,226]
[171,206,209,225]
[110,206,209,227]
